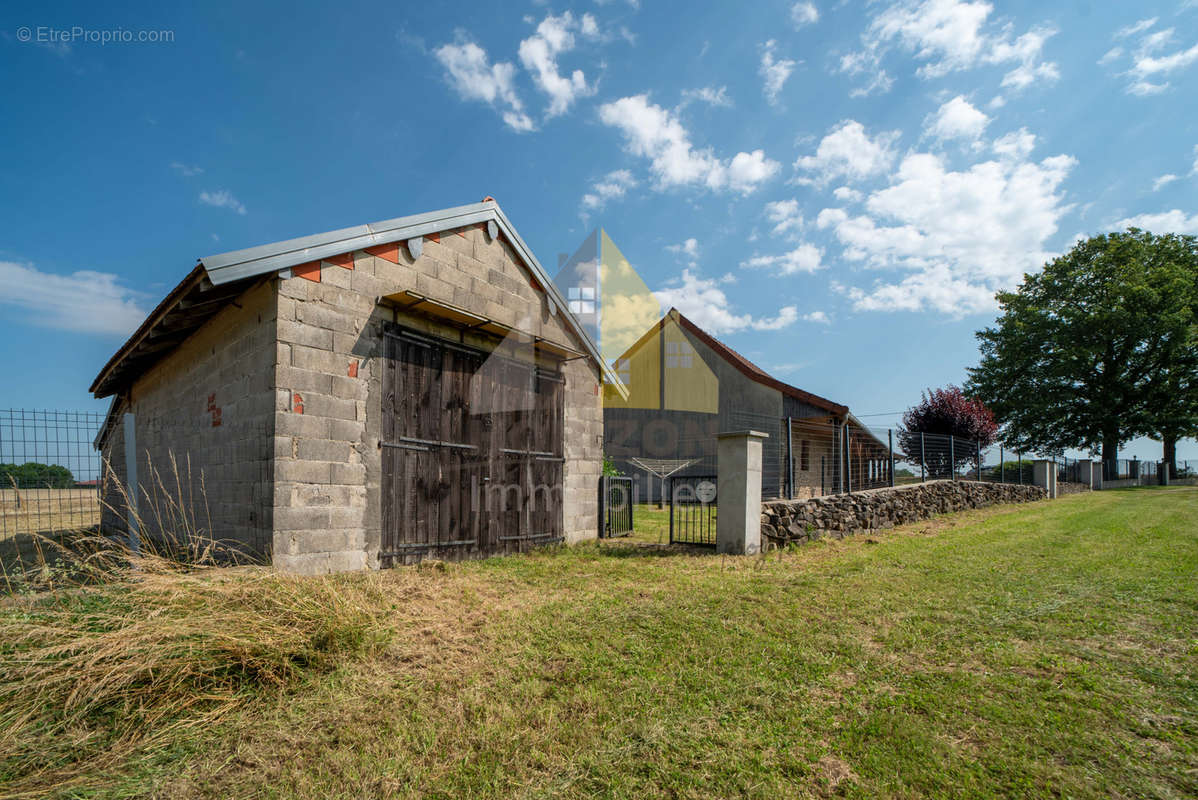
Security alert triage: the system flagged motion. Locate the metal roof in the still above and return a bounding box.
[91,199,613,397]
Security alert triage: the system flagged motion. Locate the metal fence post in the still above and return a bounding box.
[1018,451,1023,485]
[976,440,982,481]
[999,445,1005,483]
[786,416,794,499]
[888,429,895,488]
[920,432,926,483]
[950,437,955,481]
[122,412,141,556]
[845,425,852,494]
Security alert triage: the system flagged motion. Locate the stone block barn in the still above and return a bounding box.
[91,199,608,573]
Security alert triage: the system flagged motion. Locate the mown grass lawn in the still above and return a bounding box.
[8,487,1198,799]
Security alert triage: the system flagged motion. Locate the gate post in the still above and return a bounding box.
[122,412,141,555]
[716,430,769,556]
[1032,459,1057,499]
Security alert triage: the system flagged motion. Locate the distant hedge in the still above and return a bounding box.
[0,462,76,489]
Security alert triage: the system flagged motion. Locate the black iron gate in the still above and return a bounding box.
[598,475,633,538]
[668,474,717,546]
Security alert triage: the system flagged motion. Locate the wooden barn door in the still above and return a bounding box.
[381,326,563,565]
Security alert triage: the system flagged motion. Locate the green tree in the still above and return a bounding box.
[0,462,76,489]
[967,229,1198,473]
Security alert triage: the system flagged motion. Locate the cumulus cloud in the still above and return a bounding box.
[580,169,636,215]
[794,120,899,185]
[435,36,534,131]
[923,95,990,142]
[0,260,147,336]
[833,186,865,202]
[803,310,831,323]
[792,2,819,28]
[741,242,824,275]
[840,0,1060,94]
[518,12,595,117]
[991,127,1036,160]
[1113,209,1198,234]
[819,148,1076,316]
[759,40,797,105]
[653,270,798,333]
[598,95,780,194]
[199,189,246,215]
[764,199,804,236]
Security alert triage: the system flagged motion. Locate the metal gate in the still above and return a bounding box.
[667,474,717,546]
[598,475,633,538]
[380,325,564,565]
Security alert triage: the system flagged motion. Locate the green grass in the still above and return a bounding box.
[8,487,1198,798]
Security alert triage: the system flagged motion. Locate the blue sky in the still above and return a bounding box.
[1,0,1196,458]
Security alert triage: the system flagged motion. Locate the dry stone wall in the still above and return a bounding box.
[761,480,1045,545]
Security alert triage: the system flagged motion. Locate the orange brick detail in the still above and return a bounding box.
[293,393,304,415]
[293,261,321,282]
[348,360,359,378]
[455,227,467,238]
[365,243,400,263]
[326,252,354,270]
[426,231,440,244]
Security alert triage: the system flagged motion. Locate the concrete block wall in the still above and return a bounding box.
[272,222,603,573]
[100,280,278,557]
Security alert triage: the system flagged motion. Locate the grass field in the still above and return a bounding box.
[0,488,100,539]
[2,487,1196,798]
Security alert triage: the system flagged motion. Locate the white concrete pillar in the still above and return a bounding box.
[1032,459,1057,499]
[716,430,769,555]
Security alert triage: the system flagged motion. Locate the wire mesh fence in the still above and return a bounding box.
[0,409,106,540]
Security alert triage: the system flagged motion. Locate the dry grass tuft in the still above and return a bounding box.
[0,560,396,794]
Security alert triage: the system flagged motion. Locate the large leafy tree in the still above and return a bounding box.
[967,229,1198,470]
[898,386,998,478]
[0,462,76,489]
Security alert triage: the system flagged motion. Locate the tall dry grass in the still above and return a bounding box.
[0,459,396,796]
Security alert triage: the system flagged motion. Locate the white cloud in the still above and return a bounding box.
[923,95,990,141]
[803,310,831,324]
[598,95,779,194]
[518,12,595,118]
[794,120,899,185]
[725,150,782,193]
[833,186,864,202]
[435,37,533,131]
[841,0,1059,94]
[1101,19,1198,95]
[580,169,636,214]
[991,127,1036,160]
[580,13,600,39]
[764,199,804,236]
[1152,174,1179,191]
[759,41,796,106]
[199,190,246,215]
[1113,209,1198,234]
[0,260,147,336]
[653,269,798,333]
[1193,144,1198,175]
[791,2,819,28]
[1115,17,1157,39]
[741,242,824,275]
[821,148,1076,316]
[666,238,700,257]
[679,86,732,108]
[170,162,202,177]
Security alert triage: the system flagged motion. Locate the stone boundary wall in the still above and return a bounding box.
[761,480,1046,545]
